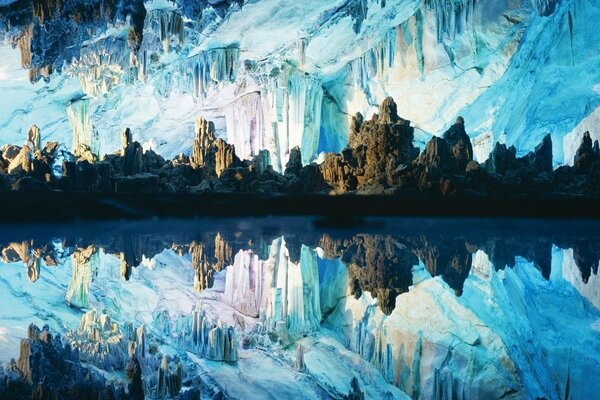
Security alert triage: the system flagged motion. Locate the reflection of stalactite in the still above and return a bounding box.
[265,239,322,339]
[224,250,264,317]
[66,246,98,309]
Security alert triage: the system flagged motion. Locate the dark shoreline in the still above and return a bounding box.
[2,192,600,222]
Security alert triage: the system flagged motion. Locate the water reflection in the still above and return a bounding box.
[2,223,598,315]
[0,218,599,399]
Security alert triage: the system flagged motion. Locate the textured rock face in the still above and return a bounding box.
[317,97,418,191]
[0,0,594,173]
[415,136,456,172]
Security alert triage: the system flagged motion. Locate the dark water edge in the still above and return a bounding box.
[2,192,600,222]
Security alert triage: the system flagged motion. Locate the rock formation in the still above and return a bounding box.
[442,116,473,171]
[191,117,240,177]
[0,96,600,198]
[574,131,600,173]
[121,128,144,176]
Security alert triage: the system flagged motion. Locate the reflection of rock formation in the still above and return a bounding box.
[190,233,234,292]
[570,240,600,284]
[0,240,59,282]
[408,236,472,296]
[476,237,552,280]
[0,324,124,399]
[65,245,98,309]
[335,277,522,400]
[66,309,132,370]
[562,248,600,310]
[120,235,143,281]
[329,235,417,315]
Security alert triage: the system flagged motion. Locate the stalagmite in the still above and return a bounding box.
[191,118,216,169]
[191,117,240,177]
[184,305,239,362]
[121,127,144,176]
[215,138,237,177]
[157,355,183,397]
[294,344,307,372]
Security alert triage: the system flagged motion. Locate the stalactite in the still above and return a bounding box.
[424,0,477,42]
[351,27,397,91]
[224,92,266,162]
[297,37,309,66]
[147,9,185,53]
[187,45,239,98]
[287,71,324,166]
[68,37,132,96]
[67,97,99,157]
